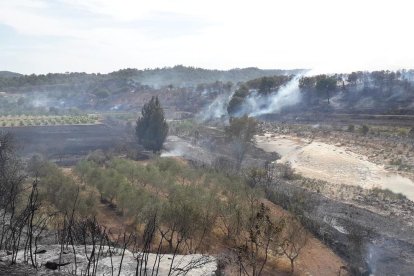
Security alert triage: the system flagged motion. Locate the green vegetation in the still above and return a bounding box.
[227,85,249,115]
[299,74,338,104]
[135,96,169,152]
[30,160,97,216]
[0,66,301,90]
[314,75,337,104]
[75,157,226,222]
[76,157,236,240]
[72,155,309,274]
[0,114,99,127]
[246,75,292,95]
[169,119,200,136]
[365,125,413,138]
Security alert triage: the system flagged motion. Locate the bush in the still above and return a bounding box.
[371,188,406,201]
[155,157,183,174]
[360,125,369,135]
[87,149,108,165]
[279,162,296,180]
[409,127,414,138]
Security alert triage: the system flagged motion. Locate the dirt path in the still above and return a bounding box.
[256,133,414,201]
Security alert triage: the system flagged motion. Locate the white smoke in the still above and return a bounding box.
[227,75,303,117]
[161,147,184,157]
[31,96,52,108]
[235,69,348,117]
[247,76,302,117]
[365,242,379,275]
[196,90,234,122]
[198,73,310,120]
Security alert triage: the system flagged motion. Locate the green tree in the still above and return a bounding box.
[258,77,275,94]
[227,85,249,116]
[315,75,337,104]
[347,72,359,85]
[135,96,169,153]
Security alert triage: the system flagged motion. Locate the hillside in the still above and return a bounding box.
[0,71,21,79]
[0,66,304,92]
[227,70,414,117]
[119,66,305,86]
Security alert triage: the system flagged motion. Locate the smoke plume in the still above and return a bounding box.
[219,75,303,118]
[196,90,235,122]
[247,76,302,117]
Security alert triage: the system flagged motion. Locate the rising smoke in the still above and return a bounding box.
[196,90,235,122]
[198,75,304,120]
[245,76,302,117]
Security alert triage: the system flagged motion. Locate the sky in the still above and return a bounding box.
[1,0,414,74]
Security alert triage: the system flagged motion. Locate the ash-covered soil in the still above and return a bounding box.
[0,124,129,165]
[0,245,216,276]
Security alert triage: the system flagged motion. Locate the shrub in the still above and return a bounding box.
[371,188,406,201]
[408,127,414,138]
[360,125,369,135]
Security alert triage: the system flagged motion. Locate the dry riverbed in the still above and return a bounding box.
[256,133,414,201]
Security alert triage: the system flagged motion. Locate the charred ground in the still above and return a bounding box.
[1,67,414,275]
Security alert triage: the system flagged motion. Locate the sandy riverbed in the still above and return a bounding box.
[256,133,414,201]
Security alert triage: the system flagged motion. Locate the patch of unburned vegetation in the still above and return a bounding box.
[0,114,100,127]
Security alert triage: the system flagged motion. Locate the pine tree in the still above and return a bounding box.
[135,96,169,153]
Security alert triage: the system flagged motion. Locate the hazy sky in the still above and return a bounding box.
[1,0,413,74]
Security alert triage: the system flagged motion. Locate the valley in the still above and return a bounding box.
[1,67,414,276]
